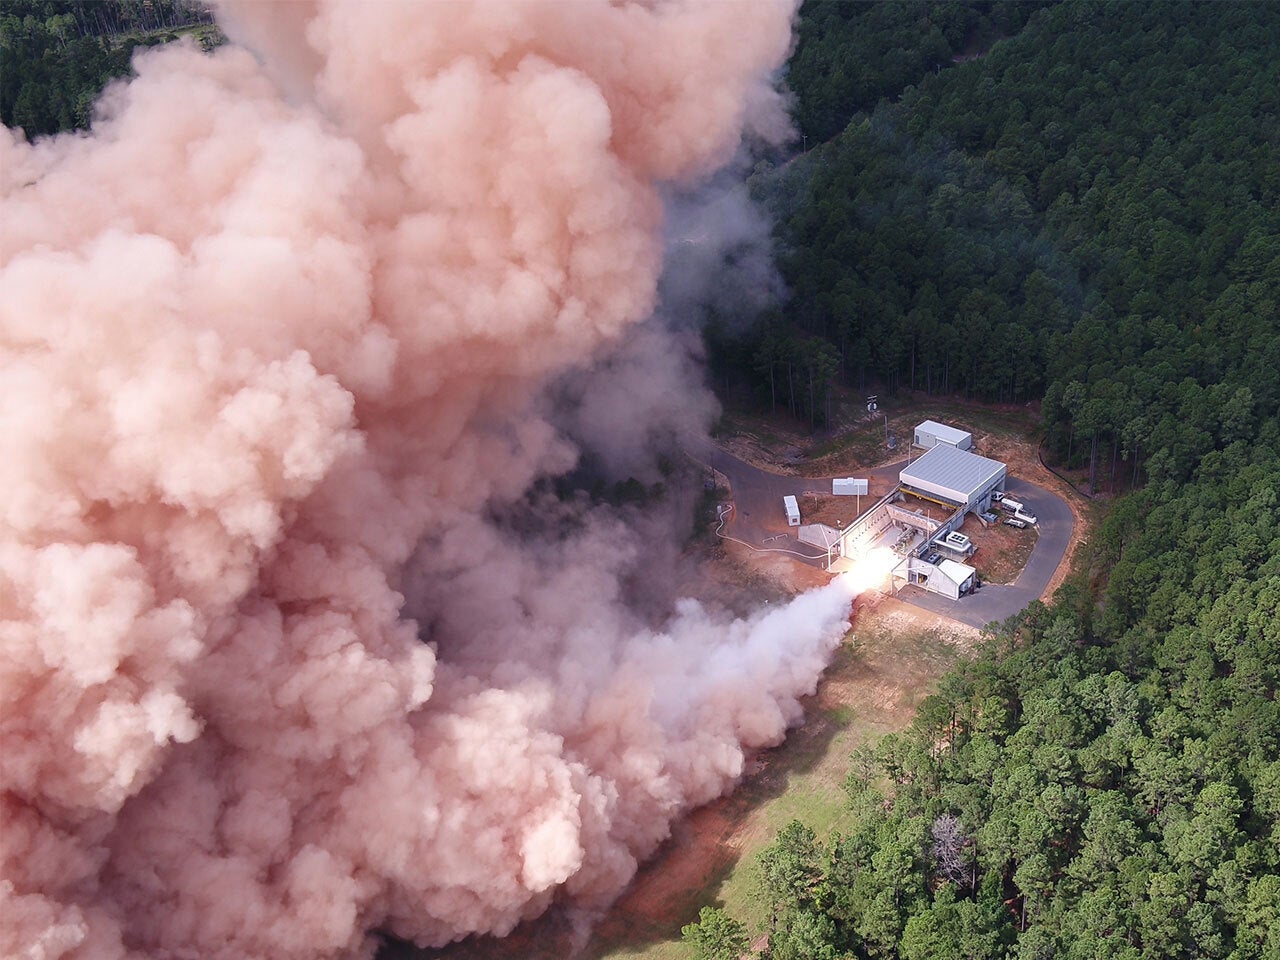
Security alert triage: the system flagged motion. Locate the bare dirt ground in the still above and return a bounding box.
[791,489,891,531]
[954,512,1038,586]
[714,412,815,477]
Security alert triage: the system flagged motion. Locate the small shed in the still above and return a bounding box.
[935,559,977,598]
[912,556,976,600]
[914,420,973,451]
[832,477,868,496]
[783,495,800,526]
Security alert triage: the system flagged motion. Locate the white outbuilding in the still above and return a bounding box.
[783,495,801,526]
[913,420,973,451]
[934,559,977,598]
[900,444,1006,514]
[832,477,868,496]
[910,557,976,599]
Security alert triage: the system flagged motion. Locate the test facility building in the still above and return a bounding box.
[899,444,1006,516]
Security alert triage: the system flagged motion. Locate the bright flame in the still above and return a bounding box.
[834,547,898,597]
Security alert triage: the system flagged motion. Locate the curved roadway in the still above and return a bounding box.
[694,442,1076,629]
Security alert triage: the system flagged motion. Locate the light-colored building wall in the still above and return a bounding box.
[913,420,973,451]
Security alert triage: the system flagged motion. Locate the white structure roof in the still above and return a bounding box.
[937,559,976,586]
[915,420,972,445]
[799,523,842,548]
[901,444,1005,500]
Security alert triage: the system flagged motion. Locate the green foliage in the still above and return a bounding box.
[788,1,1050,143]
[725,0,1280,493]
[681,906,750,960]
[1,0,215,137]
[899,881,1007,960]
[712,5,1280,906]
[759,821,824,913]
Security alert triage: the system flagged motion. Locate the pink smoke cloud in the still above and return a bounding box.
[0,3,859,958]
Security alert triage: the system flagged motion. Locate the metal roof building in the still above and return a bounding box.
[900,444,1006,513]
[914,420,973,451]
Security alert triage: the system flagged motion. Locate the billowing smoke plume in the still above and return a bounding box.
[0,3,865,958]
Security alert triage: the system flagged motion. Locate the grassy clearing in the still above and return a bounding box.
[804,427,886,468]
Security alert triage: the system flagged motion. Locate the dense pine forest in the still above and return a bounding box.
[5,2,1279,958]
[0,0,215,135]
[724,0,1280,492]
[686,3,1280,958]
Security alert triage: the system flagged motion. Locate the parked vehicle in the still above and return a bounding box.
[998,497,1025,513]
[1014,510,1038,525]
[1005,518,1027,529]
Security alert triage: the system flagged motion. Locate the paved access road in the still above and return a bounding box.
[695,443,1076,629]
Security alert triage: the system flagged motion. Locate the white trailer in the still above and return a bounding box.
[998,497,1025,513]
[783,495,801,526]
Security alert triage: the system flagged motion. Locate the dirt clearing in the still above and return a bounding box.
[954,512,1038,585]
